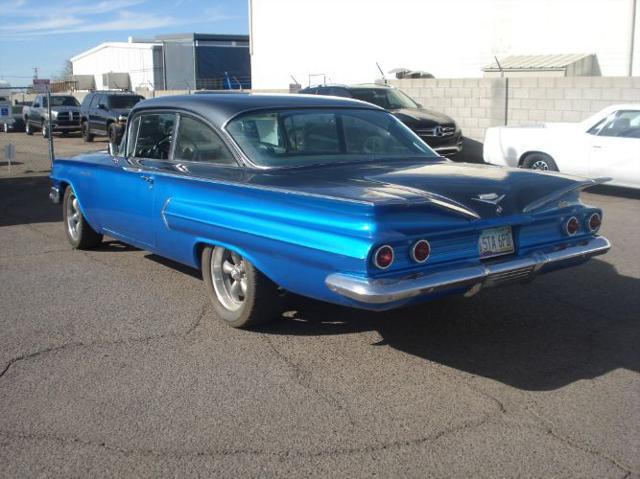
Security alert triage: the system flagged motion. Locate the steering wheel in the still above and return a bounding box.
[177,137,201,161]
[148,133,173,160]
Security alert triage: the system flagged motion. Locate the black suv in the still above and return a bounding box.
[80,91,144,144]
[299,84,462,156]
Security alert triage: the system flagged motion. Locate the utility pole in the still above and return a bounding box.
[33,67,39,79]
[630,0,637,76]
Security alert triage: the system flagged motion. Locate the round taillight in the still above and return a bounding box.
[373,245,394,269]
[587,212,601,232]
[565,216,579,236]
[411,240,431,263]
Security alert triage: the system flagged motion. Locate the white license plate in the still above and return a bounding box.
[478,226,514,259]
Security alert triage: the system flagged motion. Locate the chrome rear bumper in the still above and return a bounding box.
[325,236,610,305]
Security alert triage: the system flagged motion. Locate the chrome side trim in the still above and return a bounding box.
[325,236,610,304]
[523,177,611,213]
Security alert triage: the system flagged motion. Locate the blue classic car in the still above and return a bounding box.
[50,93,611,328]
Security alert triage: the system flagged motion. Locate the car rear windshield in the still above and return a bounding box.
[49,96,79,107]
[226,108,436,168]
[349,89,418,109]
[108,95,143,109]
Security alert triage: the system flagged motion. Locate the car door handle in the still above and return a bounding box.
[140,175,154,184]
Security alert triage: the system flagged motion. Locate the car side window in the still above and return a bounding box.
[174,115,236,165]
[598,110,640,138]
[81,94,92,109]
[89,94,100,109]
[130,113,176,160]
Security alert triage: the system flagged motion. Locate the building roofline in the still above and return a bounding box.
[70,42,159,62]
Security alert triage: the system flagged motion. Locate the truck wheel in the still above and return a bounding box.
[82,121,94,142]
[108,123,119,145]
[522,153,558,171]
[41,122,50,138]
[2,123,8,133]
[25,120,33,135]
[63,186,103,249]
[202,246,282,328]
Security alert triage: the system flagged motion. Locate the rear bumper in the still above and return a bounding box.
[325,236,610,305]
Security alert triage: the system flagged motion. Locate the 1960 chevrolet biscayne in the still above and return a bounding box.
[50,94,611,328]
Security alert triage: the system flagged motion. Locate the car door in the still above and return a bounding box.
[589,110,640,187]
[89,94,105,133]
[98,111,177,247]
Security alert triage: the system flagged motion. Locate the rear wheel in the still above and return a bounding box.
[82,121,94,142]
[202,246,282,328]
[522,153,558,171]
[63,187,103,249]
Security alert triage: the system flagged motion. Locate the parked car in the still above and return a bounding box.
[80,91,145,144]
[49,94,610,329]
[0,95,10,128]
[23,94,81,137]
[484,104,640,189]
[299,84,463,156]
[2,105,27,132]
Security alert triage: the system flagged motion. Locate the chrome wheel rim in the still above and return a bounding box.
[66,192,81,241]
[531,160,549,170]
[211,247,247,311]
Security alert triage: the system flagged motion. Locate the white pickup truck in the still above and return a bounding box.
[483,105,640,190]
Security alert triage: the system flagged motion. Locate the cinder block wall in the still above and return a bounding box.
[391,77,640,142]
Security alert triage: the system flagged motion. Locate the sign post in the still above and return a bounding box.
[3,142,15,175]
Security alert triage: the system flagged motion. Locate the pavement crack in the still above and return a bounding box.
[184,302,208,337]
[0,411,495,460]
[0,343,81,380]
[0,303,208,382]
[260,334,358,428]
[525,405,635,475]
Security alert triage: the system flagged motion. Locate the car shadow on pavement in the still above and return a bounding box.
[0,176,61,227]
[259,259,639,392]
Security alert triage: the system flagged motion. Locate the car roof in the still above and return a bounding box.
[302,83,393,91]
[133,93,383,128]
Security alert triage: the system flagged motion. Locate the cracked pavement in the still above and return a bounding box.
[0,134,639,477]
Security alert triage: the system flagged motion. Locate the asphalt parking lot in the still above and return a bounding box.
[0,133,638,477]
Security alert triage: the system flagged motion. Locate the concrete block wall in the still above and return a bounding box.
[390,78,507,141]
[391,77,640,142]
[506,77,640,125]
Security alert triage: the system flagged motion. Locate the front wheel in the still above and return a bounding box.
[202,246,282,328]
[81,121,94,142]
[522,153,558,171]
[25,120,33,135]
[41,122,50,138]
[63,187,103,249]
[108,123,120,145]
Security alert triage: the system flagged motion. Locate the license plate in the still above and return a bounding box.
[478,226,514,259]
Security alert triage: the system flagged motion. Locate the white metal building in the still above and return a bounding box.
[71,40,159,90]
[249,0,640,89]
